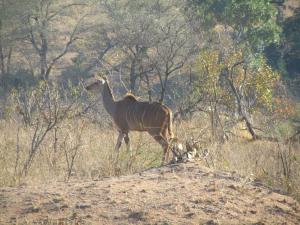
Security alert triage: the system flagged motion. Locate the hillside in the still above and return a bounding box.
[0,162,299,225]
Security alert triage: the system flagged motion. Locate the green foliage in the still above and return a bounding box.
[187,0,281,52]
[0,0,36,43]
[265,9,300,80]
[195,50,227,101]
[282,9,300,78]
[59,53,88,86]
[250,62,279,109]
[195,49,279,112]
[0,70,38,93]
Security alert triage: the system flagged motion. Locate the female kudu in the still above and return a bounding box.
[85,76,174,164]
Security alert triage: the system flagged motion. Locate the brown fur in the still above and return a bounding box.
[85,77,174,164]
[115,98,173,135]
[123,93,138,101]
[114,91,174,164]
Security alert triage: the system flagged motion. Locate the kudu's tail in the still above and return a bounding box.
[168,110,174,139]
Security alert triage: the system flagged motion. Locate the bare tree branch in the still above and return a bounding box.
[47,3,87,21]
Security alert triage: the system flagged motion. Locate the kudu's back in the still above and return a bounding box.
[114,97,173,138]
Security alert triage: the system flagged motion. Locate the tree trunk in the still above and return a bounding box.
[210,107,217,140]
[40,20,48,80]
[145,74,152,102]
[159,85,166,103]
[159,69,170,103]
[226,68,258,140]
[129,57,137,93]
[0,19,5,77]
[243,115,257,140]
[6,46,12,74]
[40,51,47,79]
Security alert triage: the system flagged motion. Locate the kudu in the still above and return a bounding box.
[85,76,174,164]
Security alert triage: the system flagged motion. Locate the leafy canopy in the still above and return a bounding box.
[196,49,279,112]
[187,0,281,52]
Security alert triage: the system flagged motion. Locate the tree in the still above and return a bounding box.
[24,0,87,80]
[12,81,84,176]
[186,0,282,140]
[187,0,281,52]
[0,0,35,81]
[195,47,280,140]
[97,0,197,103]
[195,50,226,140]
[97,0,159,94]
[281,9,300,79]
[149,10,196,103]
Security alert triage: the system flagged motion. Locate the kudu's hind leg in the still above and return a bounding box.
[152,134,169,165]
[124,133,132,156]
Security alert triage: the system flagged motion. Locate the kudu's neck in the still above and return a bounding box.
[102,82,116,117]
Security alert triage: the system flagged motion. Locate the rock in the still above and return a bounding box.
[22,206,40,214]
[75,203,91,209]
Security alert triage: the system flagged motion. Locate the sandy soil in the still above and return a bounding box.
[0,162,299,225]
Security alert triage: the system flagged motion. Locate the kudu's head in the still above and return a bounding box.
[85,75,107,94]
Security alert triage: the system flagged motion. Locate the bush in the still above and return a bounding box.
[1,70,38,94]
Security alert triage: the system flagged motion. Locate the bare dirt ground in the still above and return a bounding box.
[0,162,299,225]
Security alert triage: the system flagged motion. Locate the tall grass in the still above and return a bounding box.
[0,118,163,186]
[0,87,299,201]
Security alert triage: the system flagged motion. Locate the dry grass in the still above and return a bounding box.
[0,118,163,187]
[0,110,299,201]
[177,115,300,200]
[0,105,300,224]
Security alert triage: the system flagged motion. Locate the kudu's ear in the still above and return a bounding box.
[91,73,106,85]
[93,72,107,80]
[101,74,108,81]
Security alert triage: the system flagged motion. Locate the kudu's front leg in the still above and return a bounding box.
[115,132,125,152]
